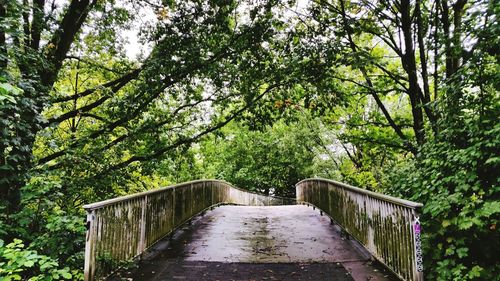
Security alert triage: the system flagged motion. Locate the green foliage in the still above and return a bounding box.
[0,177,86,279]
[0,239,79,281]
[2,0,294,279]
[386,86,499,280]
[1,0,498,280]
[0,80,22,105]
[200,117,328,197]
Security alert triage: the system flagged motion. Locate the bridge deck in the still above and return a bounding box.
[110,205,396,281]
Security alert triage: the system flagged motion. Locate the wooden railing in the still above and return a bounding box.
[83,180,294,281]
[296,178,424,281]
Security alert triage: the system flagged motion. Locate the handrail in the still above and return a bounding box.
[83,179,294,210]
[296,178,423,281]
[296,178,423,208]
[83,180,295,281]
[85,177,424,281]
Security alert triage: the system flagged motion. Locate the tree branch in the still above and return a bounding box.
[30,0,45,50]
[64,55,129,74]
[97,84,280,175]
[338,0,416,154]
[51,68,141,104]
[46,69,138,126]
[343,135,410,151]
[39,21,265,165]
[42,0,96,87]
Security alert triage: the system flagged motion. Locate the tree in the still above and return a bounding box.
[1,0,498,279]
[199,116,326,197]
[0,0,287,213]
[1,1,295,279]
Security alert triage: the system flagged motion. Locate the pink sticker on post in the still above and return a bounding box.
[414,223,421,234]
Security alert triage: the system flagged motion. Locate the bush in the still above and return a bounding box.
[0,239,82,281]
[385,91,500,280]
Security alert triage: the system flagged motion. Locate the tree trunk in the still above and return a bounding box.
[433,0,440,101]
[0,0,96,214]
[0,2,6,74]
[452,0,467,73]
[338,0,416,154]
[416,0,438,134]
[400,0,426,145]
[440,0,467,110]
[440,0,453,79]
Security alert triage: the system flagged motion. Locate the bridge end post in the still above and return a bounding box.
[412,209,424,281]
[84,210,96,281]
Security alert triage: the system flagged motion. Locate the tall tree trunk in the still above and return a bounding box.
[440,0,453,79]
[416,0,431,103]
[30,0,45,50]
[400,0,426,145]
[0,0,96,214]
[0,2,6,74]
[452,0,467,72]
[415,0,438,135]
[22,0,30,48]
[433,0,440,101]
[440,0,467,76]
[440,0,467,110]
[338,0,416,154]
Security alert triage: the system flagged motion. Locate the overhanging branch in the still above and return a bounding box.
[97,84,281,175]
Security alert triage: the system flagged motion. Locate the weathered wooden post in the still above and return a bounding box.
[412,210,424,281]
[84,210,96,281]
[137,195,148,255]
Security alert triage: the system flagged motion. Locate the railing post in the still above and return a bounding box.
[137,196,148,255]
[412,210,424,281]
[84,210,96,281]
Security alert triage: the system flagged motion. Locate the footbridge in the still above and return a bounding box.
[83,179,423,281]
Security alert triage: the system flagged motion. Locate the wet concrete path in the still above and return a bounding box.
[110,205,396,281]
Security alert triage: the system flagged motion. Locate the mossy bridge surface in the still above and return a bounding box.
[83,179,424,281]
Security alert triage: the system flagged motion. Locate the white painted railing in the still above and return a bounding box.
[83,180,294,281]
[296,178,424,281]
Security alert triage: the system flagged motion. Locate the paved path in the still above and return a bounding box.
[110,205,396,281]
